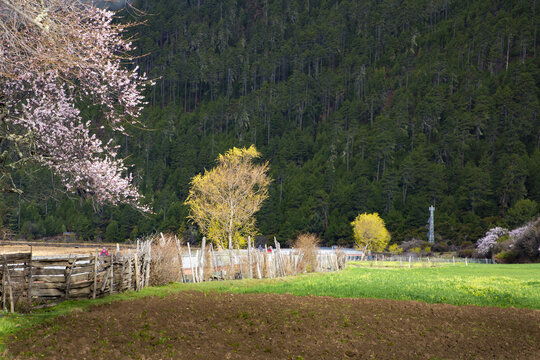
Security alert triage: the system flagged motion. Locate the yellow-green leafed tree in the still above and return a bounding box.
[351,213,391,257]
[185,146,271,249]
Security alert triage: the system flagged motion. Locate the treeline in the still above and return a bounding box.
[2,0,539,246]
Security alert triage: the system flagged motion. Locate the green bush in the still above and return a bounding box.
[495,250,520,264]
[458,249,474,258]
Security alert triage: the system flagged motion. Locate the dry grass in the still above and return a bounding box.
[293,233,320,273]
[149,234,183,286]
[0,242,133,257]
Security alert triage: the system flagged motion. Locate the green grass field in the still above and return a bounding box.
[176,263,540,309]
[1,263,539,353]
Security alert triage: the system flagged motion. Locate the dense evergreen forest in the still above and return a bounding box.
[2,0,539,247]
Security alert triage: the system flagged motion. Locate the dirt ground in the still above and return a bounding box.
[6,291,540,360]
[0,242,134,257]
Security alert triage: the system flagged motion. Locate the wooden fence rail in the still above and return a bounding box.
[0,241,151,312]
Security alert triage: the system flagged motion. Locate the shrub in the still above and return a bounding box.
[495,250,520,264]
[400,239,425,252]
[432,242,449,253]
[388,243,403,254]
[150,233,183,286]
[458,249,474,258]
[513,225,539,259]
[476,227,508,256]
[293,233,320,273]
[410,247,422,254]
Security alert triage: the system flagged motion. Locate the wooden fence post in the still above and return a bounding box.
[247,236,253,279]
[145,244,151,288]
[187,243,195,283]
[2,256,14,313]
[175,237,186,283]
[236,244,243,279]
[93,250,98,299]
[200,237,206,281]
[65,255,74,300]
[2,263,6,311]
[110,254,114,295]
[127,258,133,291]
[28,246,33,301]
[134,252,140,291]
[256,251,262,279]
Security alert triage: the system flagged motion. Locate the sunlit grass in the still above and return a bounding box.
[179,263,540,309]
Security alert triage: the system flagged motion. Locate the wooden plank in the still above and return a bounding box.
[33,280,94,290]
[32,268,67,276]
[0,253,31,262]
[70,265,95,274]
[33,272,90,283]
[32,261,71,267]
[32,256,93,263]
[31,286,92,298]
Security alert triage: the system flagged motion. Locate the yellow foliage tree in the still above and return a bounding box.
[185,146,271,249]
[351,213,391,256]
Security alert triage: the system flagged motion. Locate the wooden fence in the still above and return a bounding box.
[0,241,151,312]
[170,236,347,283]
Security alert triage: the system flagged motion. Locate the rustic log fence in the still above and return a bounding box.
[0,241,151,312]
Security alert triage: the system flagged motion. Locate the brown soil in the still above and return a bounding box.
[6,291,540,360]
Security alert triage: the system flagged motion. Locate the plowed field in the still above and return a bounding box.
[6,291,540,359]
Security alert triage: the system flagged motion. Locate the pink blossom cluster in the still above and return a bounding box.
[1,0,150,210]
[508,224,531,241]
[476,227,508,256]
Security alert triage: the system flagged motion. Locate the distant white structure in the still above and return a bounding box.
[428,206,435,244]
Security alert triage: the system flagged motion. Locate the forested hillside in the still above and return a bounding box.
[3,0,539,246]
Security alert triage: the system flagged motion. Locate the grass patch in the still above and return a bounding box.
[177,263,540,309]
[1,263,539,354]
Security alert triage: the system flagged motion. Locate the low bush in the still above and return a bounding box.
[513,222,540,260]
[495,250,520,264]
[458,249,474,258]
[149,233,183,286]
[431,242,449,253]
[292,233,320,273]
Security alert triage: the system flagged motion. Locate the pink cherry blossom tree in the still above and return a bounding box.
[0,0,150,210]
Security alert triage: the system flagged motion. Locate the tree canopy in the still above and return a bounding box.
[2,0,539,246]
[185,145,270,248]
[351,213,391,253]
[0,0,148,209]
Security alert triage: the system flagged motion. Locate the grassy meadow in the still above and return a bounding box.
[1,263,539,353]
[178,263,540,309]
